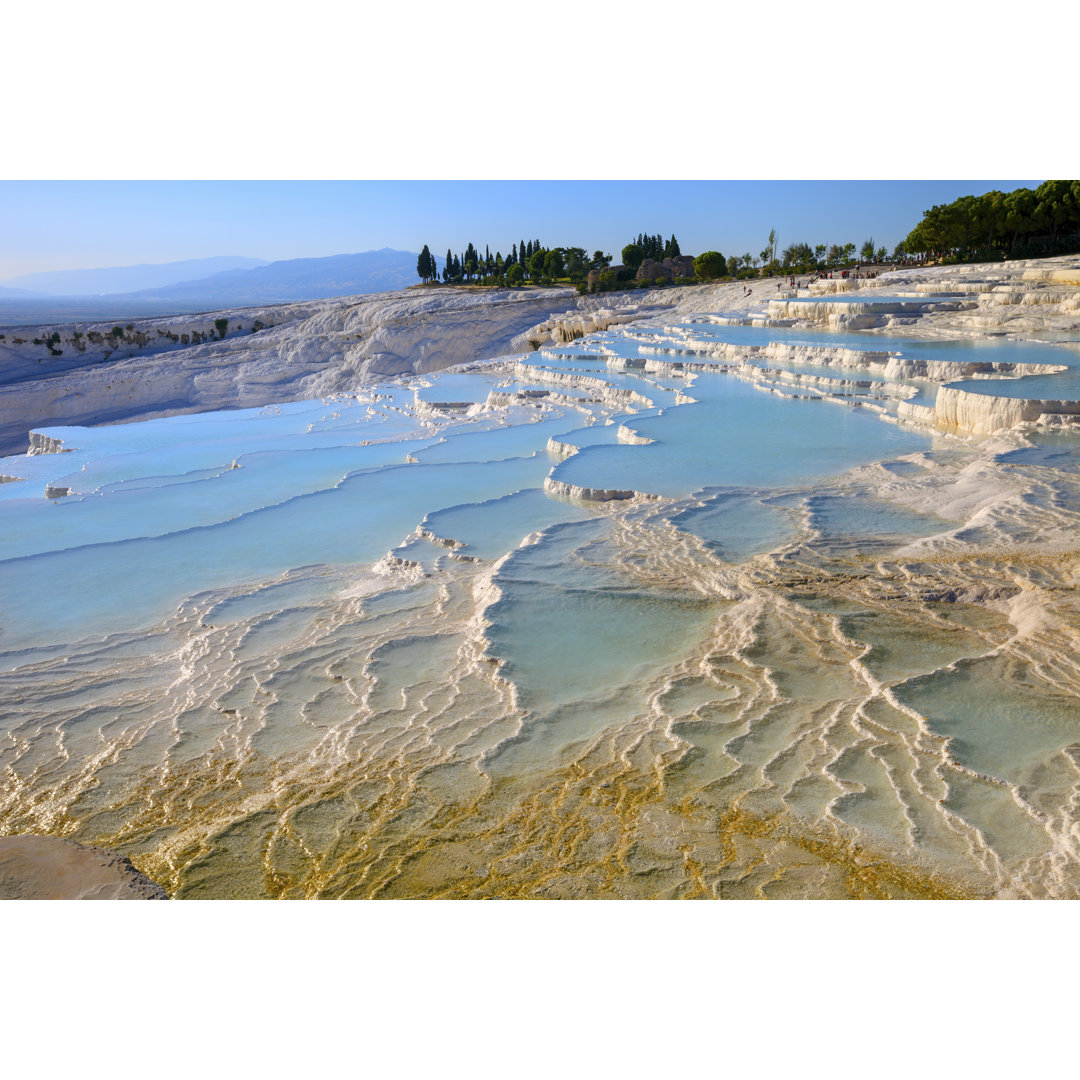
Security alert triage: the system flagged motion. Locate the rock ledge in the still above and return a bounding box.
[0,835,168,900]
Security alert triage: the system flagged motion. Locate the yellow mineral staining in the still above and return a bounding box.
[711,803,978,900]
[73,724,976,899]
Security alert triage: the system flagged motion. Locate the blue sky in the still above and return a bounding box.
[0,179,1041,281]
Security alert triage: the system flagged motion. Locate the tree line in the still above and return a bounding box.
[416,225,908,292]
[416,239,615,287]
[689,236,900,281]
[901,181,1080,262]
[416,231,686,289]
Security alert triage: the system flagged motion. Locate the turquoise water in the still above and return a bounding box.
[10,317,1075,648]
[668,321,1076,367]
[671,492,797,562]
[5,318,1078,655]
[422,488,591,559]
[0,454,554,645]
[948,369,1080,399]
[551,374,928,498]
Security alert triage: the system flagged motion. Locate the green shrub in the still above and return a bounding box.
[215,318,229,340]
[693,251,726,280]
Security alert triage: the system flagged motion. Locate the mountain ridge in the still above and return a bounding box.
[120,249,433,303]
[2,255,270,296]
[0,249,436,325]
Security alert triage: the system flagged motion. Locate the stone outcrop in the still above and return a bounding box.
[636,259,673,283]
[634,256,694,283]
[664,255,697,278]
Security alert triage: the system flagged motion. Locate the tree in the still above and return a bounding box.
[978,190,1007,253]
[768,228,777,264]
[902,224,928,258]
[443,248,453,282]
[417,244,434,282]
[622,243,644,270]
[780,243,812,271]
[506,263,524,287]
[693,251,726,280]
[591,250,612,270]
[727,254,741,276]
[875,246,887,263]
[1003,188,1036,252]
[544,248,565,279]
[860,238,875,263]
[842,242,856,264]
[529,249,547,282]
[664,234,681,258]
[1035,179,1079,242]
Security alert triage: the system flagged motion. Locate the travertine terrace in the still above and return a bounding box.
[2,255,1080,899]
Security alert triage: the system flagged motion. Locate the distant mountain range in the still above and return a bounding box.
[123,249,432,304]
[0,249,437,327]
[0,285,52,299]
[1,256,269,297]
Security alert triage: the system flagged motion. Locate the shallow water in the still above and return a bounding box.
[2,309,1080,899]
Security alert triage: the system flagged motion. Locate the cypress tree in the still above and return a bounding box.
[417,244,432,282]
[445,248,453,282]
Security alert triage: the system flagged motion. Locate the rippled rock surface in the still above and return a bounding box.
[1,260,1079,899]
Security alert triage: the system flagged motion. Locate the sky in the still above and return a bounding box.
[0,179,1045,281]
